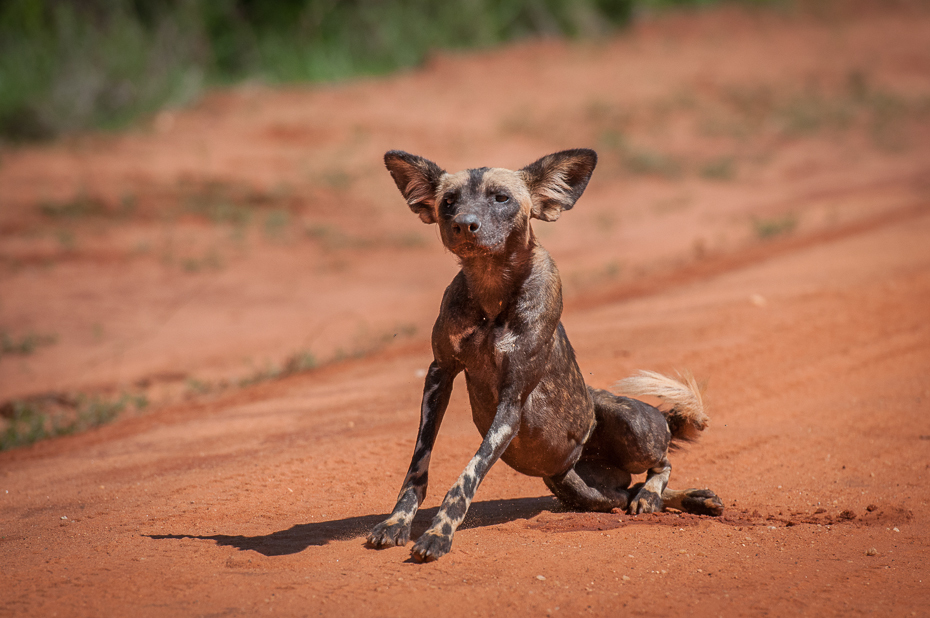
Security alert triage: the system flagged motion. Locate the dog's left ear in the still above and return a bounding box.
[520,149,597,222]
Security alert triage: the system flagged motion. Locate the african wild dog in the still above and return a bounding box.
[367,149,723,562]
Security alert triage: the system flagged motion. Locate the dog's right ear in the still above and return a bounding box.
[384,150,445,224]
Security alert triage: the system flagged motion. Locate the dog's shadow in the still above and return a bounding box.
[146,496,560,557]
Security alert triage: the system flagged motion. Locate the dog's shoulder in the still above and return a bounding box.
[430,272,481,365]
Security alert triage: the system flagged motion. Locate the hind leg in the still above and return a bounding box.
[585,389,671,513]
[628,456,671,514]
[661,487,724,516]
[544,460,632,513]
[545,459,724,515]
[625,458,723,515]
[587,388,724,516]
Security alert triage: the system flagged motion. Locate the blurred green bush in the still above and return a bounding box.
[0,0,728,141]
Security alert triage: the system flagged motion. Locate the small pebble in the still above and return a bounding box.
[536,575,546,581]
[866,548,878,556]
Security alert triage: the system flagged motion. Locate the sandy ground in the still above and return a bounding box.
[1,3,929,616]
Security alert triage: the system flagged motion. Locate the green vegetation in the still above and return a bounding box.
[753,213,797,240]
[236,349,319,388]
[37,191,138,221]
[180,248,224,273]
[699,156,736,180]
[599,130,684,178]
[263,209,291,240]
[38,193,108,219]
[0,0,754,142]
[0,330,57,357]
[0,392,147,451]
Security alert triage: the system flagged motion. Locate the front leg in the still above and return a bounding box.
[411,403,520,562]
[367,362,454,548]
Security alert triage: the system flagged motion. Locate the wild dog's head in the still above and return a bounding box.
[384,149,597,258]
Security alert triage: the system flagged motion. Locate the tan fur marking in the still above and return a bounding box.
[437,170,471,195]
[480,169,531,202]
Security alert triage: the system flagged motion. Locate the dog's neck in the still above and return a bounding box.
[458,239,540,321]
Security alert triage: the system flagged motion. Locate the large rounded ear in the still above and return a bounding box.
[519,149,597,222]
[384,150,445,224]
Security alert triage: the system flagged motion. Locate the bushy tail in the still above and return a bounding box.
[615,370,709,445]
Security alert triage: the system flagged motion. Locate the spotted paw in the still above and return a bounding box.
[411,531,452,562]
[367,519,411,548]
[629,489,663,515]
[681,489,724,516]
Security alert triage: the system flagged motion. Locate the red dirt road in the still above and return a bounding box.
[2,4,929,616]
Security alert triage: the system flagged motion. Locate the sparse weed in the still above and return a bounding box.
[599,130,683,179]
[55,228,76,250]
[235,349,318,389]
[865,90,908,150]
[185,378,211,395]
[0,331,58,357]
[753,213,797,240]
[181,248,224,273]
[699,156,736,180]
[284,351,318,373]
[184,184,254,226]
[236,364,280,388]
[778,93,853,136]
[603,261,622,279]
[38,193,109,219]
[625,148,683,178]
[193,200,253,227]
[566,260,624,292]
[593,211,618,231]
[320,170,353,192]
[305,224,356,250]
[391,323,418,339]
[120,194,138,216]
[0,392,147,451]
[498,107,543,137]
[652,194,693,215]
[584,99,635,133]
[263,210,291,240]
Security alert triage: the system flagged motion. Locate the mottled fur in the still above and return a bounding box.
[368,149,723,562]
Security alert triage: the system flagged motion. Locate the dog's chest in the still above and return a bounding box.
[448,316,512,367]
[449,319,521,426]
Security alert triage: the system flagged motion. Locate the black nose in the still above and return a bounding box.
[451,213,481,237]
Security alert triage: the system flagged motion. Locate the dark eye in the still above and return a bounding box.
[494,194,510,203]
[444,194,455,205]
